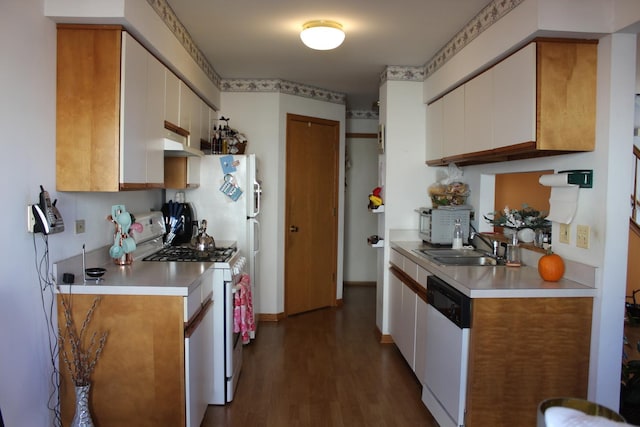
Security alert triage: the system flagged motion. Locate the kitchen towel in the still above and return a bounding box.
[233,274,255,345]
[539,173,580,224]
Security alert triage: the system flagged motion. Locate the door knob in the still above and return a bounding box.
[289,225,299,232]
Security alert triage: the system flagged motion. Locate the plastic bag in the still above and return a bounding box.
[428,163,469,206]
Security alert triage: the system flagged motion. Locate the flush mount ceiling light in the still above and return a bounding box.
[300,20,345,50]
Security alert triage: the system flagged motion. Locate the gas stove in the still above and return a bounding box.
[131,211,236,263]
[143,245,235,263]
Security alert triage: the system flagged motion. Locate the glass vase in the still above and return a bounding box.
[71,384,94,427]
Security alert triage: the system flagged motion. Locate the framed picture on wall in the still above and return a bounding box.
[378,124,385,154]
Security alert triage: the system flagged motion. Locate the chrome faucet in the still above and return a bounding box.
[469,224,502,260]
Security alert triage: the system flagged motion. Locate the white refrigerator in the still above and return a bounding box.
[187,154,261,336]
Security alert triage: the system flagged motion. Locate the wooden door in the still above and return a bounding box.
[285,114,339,315]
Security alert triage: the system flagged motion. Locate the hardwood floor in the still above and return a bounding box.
[201,286,437,427]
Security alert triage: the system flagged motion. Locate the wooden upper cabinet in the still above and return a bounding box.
[56,25,122,192]
[426,39,597,167]
[56,25,166,191]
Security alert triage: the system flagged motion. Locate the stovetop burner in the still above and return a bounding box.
[143,246,235,263]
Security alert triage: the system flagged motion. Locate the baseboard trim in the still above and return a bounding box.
[375,326,394,344]
[258,312,286,322]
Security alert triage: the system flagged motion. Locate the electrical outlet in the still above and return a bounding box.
[559,223,570,244]
[576,224,590,249]
[75,219,86,234]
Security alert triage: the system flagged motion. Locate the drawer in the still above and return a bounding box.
[185,276,204,323]
[390,248,404,269]
[417,266,430,289]
[404,258,418,282]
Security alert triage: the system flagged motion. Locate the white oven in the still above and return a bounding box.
[133,212,246,407]
[210,253,247,404]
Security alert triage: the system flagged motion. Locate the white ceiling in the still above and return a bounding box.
[166,0,493,111]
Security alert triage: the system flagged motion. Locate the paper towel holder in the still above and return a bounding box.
[558,169,593,188]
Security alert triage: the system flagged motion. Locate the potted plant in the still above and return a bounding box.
[58,293,108,427]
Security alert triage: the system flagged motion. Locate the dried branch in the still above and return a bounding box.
[58,294,108,386]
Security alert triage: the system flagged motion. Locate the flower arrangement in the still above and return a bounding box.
[484,204,551,230]
[58,294,108,386]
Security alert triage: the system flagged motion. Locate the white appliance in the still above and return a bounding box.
[132,211,246,407]
[188,154,261,336]
[416,206,471,245]
[211,254,247,404]
[422,275,471,427]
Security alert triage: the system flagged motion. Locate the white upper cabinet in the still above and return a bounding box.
[425,39,595,166]
[465,68,493,153]
[165,70,180,127]
[145,54,166,186]
[120,32,165,186]
[442,85,465,157]
[492,43,536,149]
[425,98,443,161]
[120,32,147,185]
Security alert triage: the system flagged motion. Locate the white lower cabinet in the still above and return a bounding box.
[389,249,429,381]
[399,286,417,368]
[414,296,428,385]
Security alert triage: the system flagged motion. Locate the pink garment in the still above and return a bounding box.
[233,274,255,344]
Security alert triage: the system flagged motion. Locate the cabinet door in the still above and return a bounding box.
[187,157,201,188]
[389,273,403,342]
[200,103,213,147]
[492,43,536,149]
[414,296,428,385]
[465,69,493,153]
[399,285,417,369]
[442,85,465,157]
[185,303,213,427]
[120,32,148,185]
[146,54,166,186]
[426,98,443,162]
[165,70,181,126]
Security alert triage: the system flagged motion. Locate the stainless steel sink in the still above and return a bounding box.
[413,248,500,266]
[432,256,498,266]
[417,248,485,258]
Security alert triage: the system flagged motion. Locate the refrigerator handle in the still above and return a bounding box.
[253,180,261,217]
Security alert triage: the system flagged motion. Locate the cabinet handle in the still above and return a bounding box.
[289,225,299,232]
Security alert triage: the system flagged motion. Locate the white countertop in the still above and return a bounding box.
[53,242,239,296]
[391,241,597,299]
[55,258,214,296]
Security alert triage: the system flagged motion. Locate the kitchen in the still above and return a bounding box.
[2,1,640,427]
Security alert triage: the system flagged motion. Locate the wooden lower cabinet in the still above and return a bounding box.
[57,294,186,427]
[465,297,593,426]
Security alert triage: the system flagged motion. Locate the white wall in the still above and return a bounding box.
[344,118,379,282]
[377,80,432,332]
[0,2,162,426]
[219,91,345,315]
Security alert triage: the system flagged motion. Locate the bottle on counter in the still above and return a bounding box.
[452,219,463,249]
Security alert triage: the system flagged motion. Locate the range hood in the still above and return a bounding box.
[163,126,204,158]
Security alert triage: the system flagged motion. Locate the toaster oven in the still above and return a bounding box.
[417,206,472,245]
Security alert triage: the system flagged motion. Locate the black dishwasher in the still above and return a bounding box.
[426,275,471,328]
